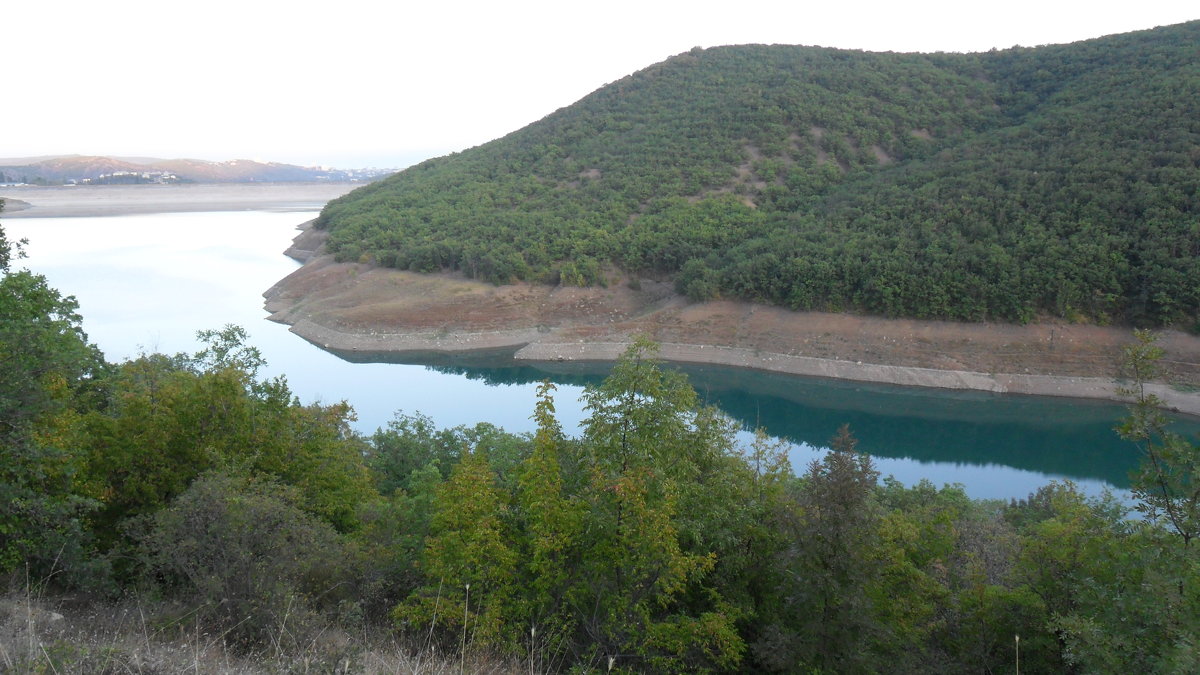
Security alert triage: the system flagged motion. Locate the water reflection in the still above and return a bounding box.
[331,347,1200,491]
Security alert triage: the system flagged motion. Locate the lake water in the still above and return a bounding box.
[8,207,1197,501]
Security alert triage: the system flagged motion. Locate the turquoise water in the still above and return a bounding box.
[339,348,1172,494]
[7,209,1197,501]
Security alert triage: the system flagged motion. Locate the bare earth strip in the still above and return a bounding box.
[265,223,1200,416]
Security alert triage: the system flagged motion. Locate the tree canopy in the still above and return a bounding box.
[316,21,1200,328]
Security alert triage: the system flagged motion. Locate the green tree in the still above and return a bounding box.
[395,449,519,649]
[1117,329,1200,548]
[0,214,105,579]
[570,462,735,671]
[764,426,884,672]
[368,412,531,494]
[515,381,584,657]
[1095,329,1200,669]
[580,337,700,479]
[1009,481,1198,672]
[571,340,745,671]
[192,324,265,376]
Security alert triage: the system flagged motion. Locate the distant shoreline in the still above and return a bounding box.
[0,183,359,218]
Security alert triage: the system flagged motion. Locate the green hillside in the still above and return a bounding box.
[316,22,1200,327]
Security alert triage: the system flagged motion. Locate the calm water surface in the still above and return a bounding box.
[8,209,1197,501]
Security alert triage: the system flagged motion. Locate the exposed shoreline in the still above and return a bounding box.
[517,341,1200,416]
[261,218,1200,417]
[273,295,1200,417]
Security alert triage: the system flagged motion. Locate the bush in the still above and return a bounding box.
[141,471,349,650]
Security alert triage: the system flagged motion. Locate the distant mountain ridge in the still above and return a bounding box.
[316,21,1199,328]
[0,155,393,185]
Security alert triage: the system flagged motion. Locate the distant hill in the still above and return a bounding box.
[315,21,1199,328]
[0,155,394,185]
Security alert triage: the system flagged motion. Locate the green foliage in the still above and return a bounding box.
[369,411,532,495]
[760,426,886,672]
[376,339,1200,672]
[390,348,747,671]
[1118,330,1200,548]
[0,218,105,580]
[395,449,519,648]
[573,341,748,670]
[142,471,349,649]
[1092,329,1200,671]
[368,412,458,494]
[73,327,375,558]
[317,22,1200,326]
[515,382,583,636]
[352,461,442,617]
[192,324,265,377]
[1013,483,1164,671]
[581,337,700,477]
[361,412,533,623]
[575,465,732,672]
[1051,525,1200,673]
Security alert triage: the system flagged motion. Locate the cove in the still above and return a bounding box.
[6,205,1198,502]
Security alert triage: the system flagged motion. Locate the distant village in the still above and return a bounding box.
[69,167,395,185]
[75,170,182,185]
[0,161,396,187]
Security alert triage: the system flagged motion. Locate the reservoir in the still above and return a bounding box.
[6,200,1197,501]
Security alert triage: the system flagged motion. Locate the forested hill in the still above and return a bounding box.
[316,21,1200,327]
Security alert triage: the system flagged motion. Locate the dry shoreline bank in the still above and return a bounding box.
[265,223,1200,417]
[277,317,1200,416]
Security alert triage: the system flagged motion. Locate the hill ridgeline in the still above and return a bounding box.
[315,22,1199,329]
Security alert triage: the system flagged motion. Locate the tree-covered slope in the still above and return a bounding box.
[316,22,1200,327]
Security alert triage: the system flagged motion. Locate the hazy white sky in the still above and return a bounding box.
[5,1,1195,168]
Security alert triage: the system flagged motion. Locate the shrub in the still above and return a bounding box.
[141,471,349,650]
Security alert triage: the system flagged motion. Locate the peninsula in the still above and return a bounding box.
[265,222,1200,415]
[266,23,1200,413]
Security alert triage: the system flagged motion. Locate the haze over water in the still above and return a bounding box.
[7,205,1196,501]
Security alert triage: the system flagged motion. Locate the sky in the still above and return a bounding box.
[5,1,1195,169]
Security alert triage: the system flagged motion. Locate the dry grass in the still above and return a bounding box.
[0,588,528,674]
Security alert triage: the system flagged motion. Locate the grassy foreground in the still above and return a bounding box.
[1,586,526,674]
